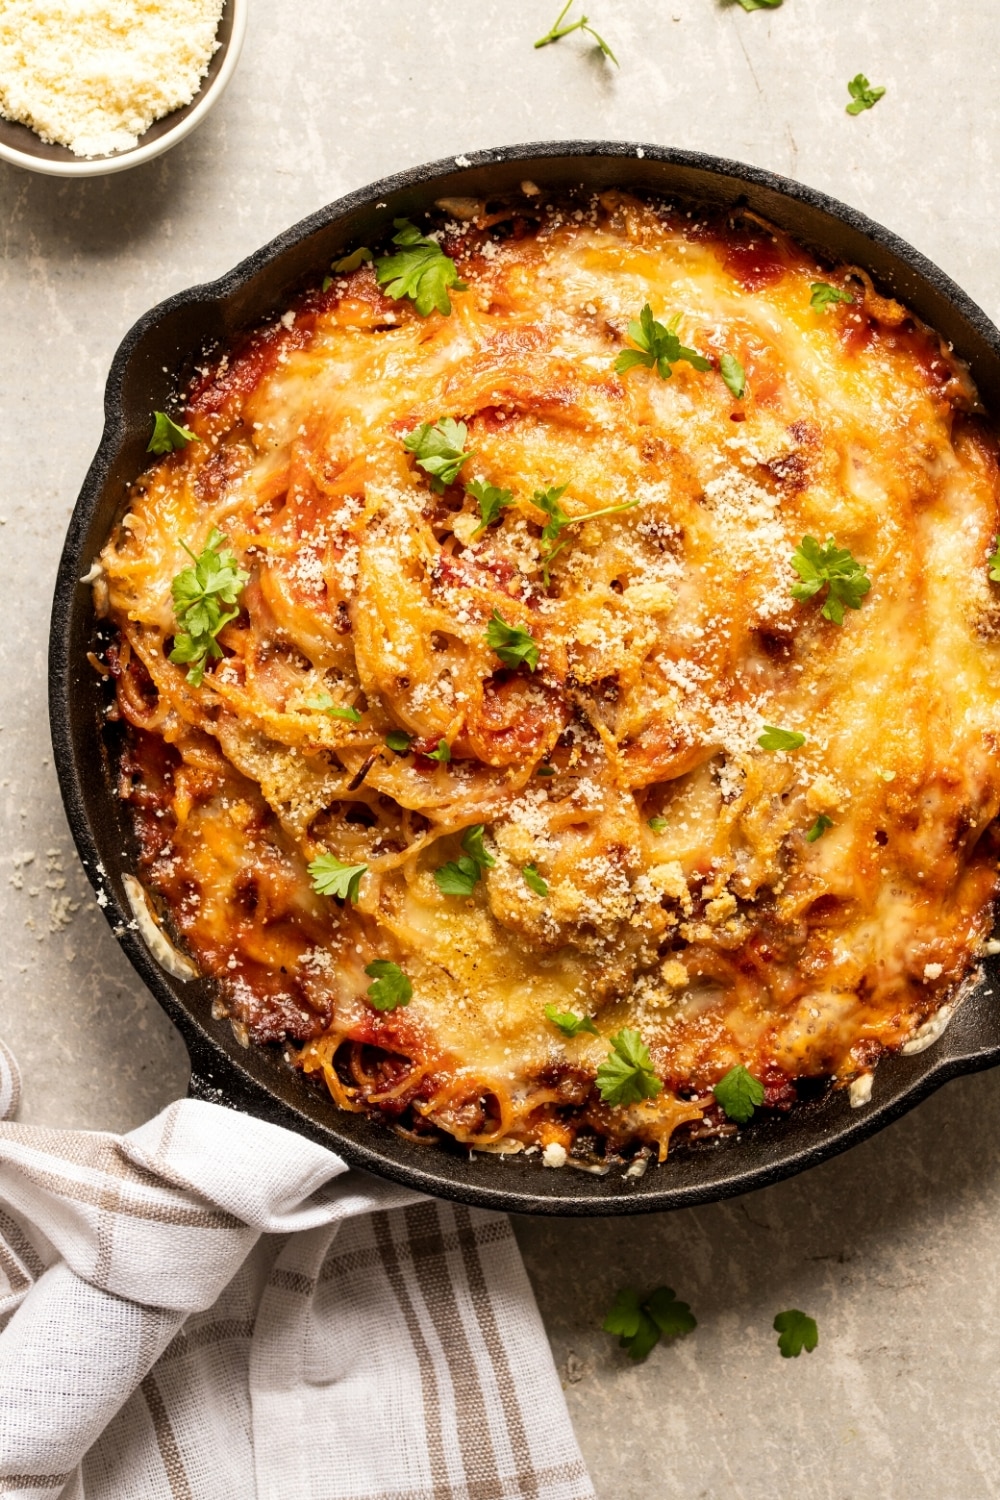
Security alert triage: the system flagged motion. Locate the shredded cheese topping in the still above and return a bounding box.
[98,192,1000,1163]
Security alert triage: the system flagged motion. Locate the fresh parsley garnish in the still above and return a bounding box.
[332,246,373,273]
[425,739,452,763]
[522,863,549,897]
[596,1028,663,1106]
[614,304,712,381]
[537,765,556,777]
[713,1063,765,1124]
[375,219,467,317]
[545,1003,598,1037]
[603,1286,696,1362]
[305,693,362,723]
[774,1309,819,1358]
[846,74,885,115]
[719,352,746,400]
[758,725,806,752]
[534,1,618,65]
[648,816,668,833]
[805,814,833,843]
[485,610,540,671]
[148,411,199,454]
[810,281,854,312]
[169,528,248,687]
[403,417,476,493]
[434,825,494,897]
[308,855,368,902]
[987,538,1000,581]
[790,535,871,624]
[468,479,515,536]
[364,959,413,1011]
[385,730,413,754]
[531,485,639,585]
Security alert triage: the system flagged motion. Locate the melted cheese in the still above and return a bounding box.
[99,192,1000,1160]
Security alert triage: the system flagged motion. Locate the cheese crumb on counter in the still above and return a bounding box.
[0,0,225,157]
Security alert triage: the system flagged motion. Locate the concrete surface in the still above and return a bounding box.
[2,1,999,1494]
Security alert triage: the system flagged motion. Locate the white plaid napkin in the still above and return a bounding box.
[0,1043,594,1500]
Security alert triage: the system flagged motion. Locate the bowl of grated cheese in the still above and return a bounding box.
[0,0,246,178]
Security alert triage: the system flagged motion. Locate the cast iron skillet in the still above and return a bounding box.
[49,141,1000,1216]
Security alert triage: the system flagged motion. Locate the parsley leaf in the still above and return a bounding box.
[305,693,362,723]
[806,814,833,843]
[485,610,540,671]
[774,1309,819,1358]
[534,1,618,65]
[434,855,480,897]
[332,246,373,273]
[713,1063,765,1124]
[536,764,556,777]
[648,816,668,833]
[735,0,782,9]
[531,485,639,585]
[758,725,806,752]
[403,417,476,493]
[148,411,199,454]
[468,479,515,536]
[603,1286,696,1362]
[308,855,368,902]
[522,863,549,897]
[790,535,871,624]
[810,281,854,312]
[365,959,413,1011]
[425,739,451,763]
[988,538,1000,582]
[719,352,746,399]
[545,1003,598,1037]
[846,73,885,115]
[614,304,712,381]
[375,218,467,317]
[596,1028,663,1107]
[385,730,413,754]
[169,528,249,686]
[461,824,495,870]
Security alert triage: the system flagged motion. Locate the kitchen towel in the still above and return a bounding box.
[0,1042,594,1500]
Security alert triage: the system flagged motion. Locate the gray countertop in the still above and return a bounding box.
[3,3,1000,1495]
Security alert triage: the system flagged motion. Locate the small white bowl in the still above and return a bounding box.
[0,0,247,179]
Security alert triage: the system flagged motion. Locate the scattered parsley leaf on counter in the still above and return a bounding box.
[332,246,373,273]
[774,1309,819,1358]
[485,610,540,671]
[364,959,413,1011]
[846,73,885,115]
[305,693,362,723]
[404,417,476,493]
[385,730,413,754]
[375,218,467,316]
[790,535,871,624]
[713,1063,765,1124]
[308,855,368,902]
[522,863,549,897]
[614,304,712,381]
[468,479,515,535]
[806,814,833,843]
[425,739,452,763]
[758,725,806,752]
[461,824,495,871]
[534,1,618,65]
[720,352,747,399]
[148,411,199,454]
[603,1286,696,1362]
[648,816,669,833]
[434,856,480,897]
[169,528,249,686]
[810,281,854,312]
[596,1028,663,1107]
[545,1003,598,1037]
[735,0,782,10]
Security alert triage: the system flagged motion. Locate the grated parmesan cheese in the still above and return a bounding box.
[0,0,224,157]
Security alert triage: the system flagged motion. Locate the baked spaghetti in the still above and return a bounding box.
[94,190,1000,1165]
